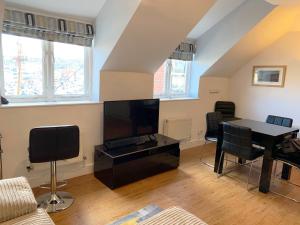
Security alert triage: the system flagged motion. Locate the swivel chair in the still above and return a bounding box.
[29,125,79,213]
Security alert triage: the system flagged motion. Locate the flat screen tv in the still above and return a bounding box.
[103,99,160,143]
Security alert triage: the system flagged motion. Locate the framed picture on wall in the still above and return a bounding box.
[252,65,286,87]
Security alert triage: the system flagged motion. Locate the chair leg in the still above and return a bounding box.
[217,151,224,177]
[247,159,263,191]
[36,161,75,213]
[271,191,300,203]
[273,160,278,178]
[247,161,254,191]
[199,140,214,168]
[271,161,300,202]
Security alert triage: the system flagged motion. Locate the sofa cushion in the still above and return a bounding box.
[0,177,37,223]
[0,209,54,225]
[138,207,207,225]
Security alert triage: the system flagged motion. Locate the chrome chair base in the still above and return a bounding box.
[217,151,261,191]
[40,181,67,190]
[37,191,74,213]
[271,160,300,203]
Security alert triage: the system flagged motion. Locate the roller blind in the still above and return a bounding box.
[169,42,195,61]
[2,8,94,47]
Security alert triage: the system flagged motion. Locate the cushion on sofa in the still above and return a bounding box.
[138,207,207,225]
[0,177,37,223]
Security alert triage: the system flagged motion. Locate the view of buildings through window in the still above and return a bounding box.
[53,42,85,96]
[2,34,43,96]
[1,34,88,101]
[2,34,190,102]
[154,59,191,98]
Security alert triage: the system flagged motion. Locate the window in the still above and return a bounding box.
[154,59,191,98]
[1,34,91,102]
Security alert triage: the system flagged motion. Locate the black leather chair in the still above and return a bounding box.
[272,139,300,202]
[214,101,237,121]
[29,125,80,213]
[201,112,223,167]
[205,112,223,143]
[266,115,293,128]
[217,123,264,190]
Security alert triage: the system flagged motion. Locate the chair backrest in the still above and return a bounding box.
[205,112,223,140]
[266,115,293,128]
[29,125,80,163]
[215,101,235,119]
[222,123,252,157]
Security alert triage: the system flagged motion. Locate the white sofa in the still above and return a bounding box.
[0,177,55,225]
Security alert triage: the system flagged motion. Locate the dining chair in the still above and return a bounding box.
[214,101,236,121]
[271,138,300,202]
[266,115,296,177]
[255,115,294,150]
[205,112,223,143]
[201,112,223,168]
[217,123,264,190]
[266,115,293,128]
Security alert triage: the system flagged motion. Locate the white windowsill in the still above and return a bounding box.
[159,97,200,102]
[0,100,102,108]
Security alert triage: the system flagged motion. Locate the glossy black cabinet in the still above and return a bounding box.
[94,134,180,189]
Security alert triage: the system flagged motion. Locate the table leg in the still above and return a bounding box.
[214,123,224,173]
[281,164,292,180]
[259,139,275,193]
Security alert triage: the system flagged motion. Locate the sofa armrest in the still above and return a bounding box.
[139,207,207,225]
[0,177,37,223]
[0,209,54,225]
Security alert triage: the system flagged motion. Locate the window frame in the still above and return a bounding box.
[1,34,92,103]
[154,59,191,99]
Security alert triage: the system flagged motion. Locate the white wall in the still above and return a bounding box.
[0,0,4,96]
[100,71,153,101]
[229,32,300,127]
[0,74,229,186]
[160,76,229,148]
[92,0,141,101]
[0,104,102,187]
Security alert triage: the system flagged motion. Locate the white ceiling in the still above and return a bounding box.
[5,0,107,21]
[187,0,247,39]
[265,0,300,5]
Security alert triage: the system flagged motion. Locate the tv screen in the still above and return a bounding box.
[104,99,160,142]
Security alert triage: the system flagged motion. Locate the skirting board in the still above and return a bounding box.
[180,138,205,150]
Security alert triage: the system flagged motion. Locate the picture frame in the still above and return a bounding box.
[252,65,286,87]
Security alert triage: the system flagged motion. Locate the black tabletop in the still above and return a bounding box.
[228,119,299,137]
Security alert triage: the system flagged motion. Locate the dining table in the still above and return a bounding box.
[214,119,299,193]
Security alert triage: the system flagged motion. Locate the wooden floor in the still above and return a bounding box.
[34,144,300,225]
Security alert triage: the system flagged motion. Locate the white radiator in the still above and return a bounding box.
[163,118,192,141]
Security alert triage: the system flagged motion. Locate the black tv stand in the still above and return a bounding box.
[94,134,180,189]
[104,135,157,150]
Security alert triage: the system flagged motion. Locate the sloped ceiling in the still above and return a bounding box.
[5,0,106,21]
[203,5,300,77]
[188,0,247,39]
[102,0,216,74]
[265,0,300,5]
[193,0,275,77]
